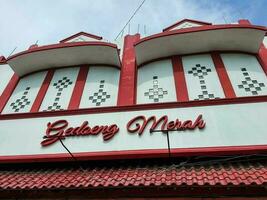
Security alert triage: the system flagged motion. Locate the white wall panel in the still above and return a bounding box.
[79,66,120,108]
[221,53,267,97]
[263,37,267,48]
[0,64,14,96]
[168,102,267,149]
[137,59,177,104]
[182,54,225,100]
[39,67,79,111]
[2,71,47,114]
[0,102,266,156]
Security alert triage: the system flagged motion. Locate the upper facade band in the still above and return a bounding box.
[0,18,266,117]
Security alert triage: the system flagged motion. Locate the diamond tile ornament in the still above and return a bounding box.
[144,76,168,102]
[188,64,220,100]
[10,87,31,112]
[237,68,265,95]
[89,80,111,106]
[43,76,73,111]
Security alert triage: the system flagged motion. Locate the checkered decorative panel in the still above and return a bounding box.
[43,77,73,111]
[188,64,220,100]
[144,76,168,102]
[9,87,31,112]
[88,80,111,106]
[237,68,265,95]
[220,54,267,97]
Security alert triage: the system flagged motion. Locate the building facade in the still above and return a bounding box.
[0,19,267,199]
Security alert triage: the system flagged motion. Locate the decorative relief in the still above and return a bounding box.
[89,80,111,106]
[44,77,73,111]
[10,87,31,112]
[188,64,220,100]
[144,76,168,102]
[237,68,265,95]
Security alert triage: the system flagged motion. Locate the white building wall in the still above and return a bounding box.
[221,53,267,97]
[79,66,120,108]
[39,67,79,111]
[0,102,267,156]
[182,54,225,101]
[263,37,267,48]
[137,59,177,104]
[0,64,14,96]
[2,71,47,114]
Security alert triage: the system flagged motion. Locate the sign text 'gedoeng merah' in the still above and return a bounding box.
[41,114,206,146]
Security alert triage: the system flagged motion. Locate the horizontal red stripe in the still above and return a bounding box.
[0,74,19,113]
[135,24,267,46]
[0,95,266,120]
[0,144,266,164]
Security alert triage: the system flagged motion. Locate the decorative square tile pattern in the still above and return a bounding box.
[144,76,168,102]
[188,64,220,100]
[237,68,265,95]
[79,67,120,108]
[1,71,48,114]
[137,60,177,104]
[9,87,31,112]
[43,76,73,111]
[220,54,267,97]
[88,80,111,106]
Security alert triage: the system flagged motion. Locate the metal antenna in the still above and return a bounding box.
[8,47,17,58]
[222,15,228,23]
[35,40,39,45]
[137,24,140,33]
[237,6,245,19]
[128,23,131,34]
[144,25,147,35]
[114,0,146,40]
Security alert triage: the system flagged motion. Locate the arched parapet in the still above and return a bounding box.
[134,24,267,66]
[7,41,121,77]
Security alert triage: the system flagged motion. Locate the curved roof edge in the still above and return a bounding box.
[135,24,267,66]
[7,41,121,77]
[0,56,7,65]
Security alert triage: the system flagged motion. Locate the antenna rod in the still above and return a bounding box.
[8,47,17,58]
[114,0,146,40]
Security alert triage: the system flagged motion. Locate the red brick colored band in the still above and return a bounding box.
[171,55,189,101]
[30,69,55,112]
[258,45,267,76]
[211,52,236,98]
[117,34,140,106]
[68,66,89,109]
[0,74,19,113]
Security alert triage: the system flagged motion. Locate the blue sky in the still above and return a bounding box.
[0,0,266,57]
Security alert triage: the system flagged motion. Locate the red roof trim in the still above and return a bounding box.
[7,41,118,61]
[0,56,7,64]
[60,31,103,43]
[0,74,19,113]
[0,95,266,120]
[163,19,212,32]
[136,24,267,47]
[0,144,267,164]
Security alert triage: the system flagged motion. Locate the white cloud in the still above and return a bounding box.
[0,0,264,57]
